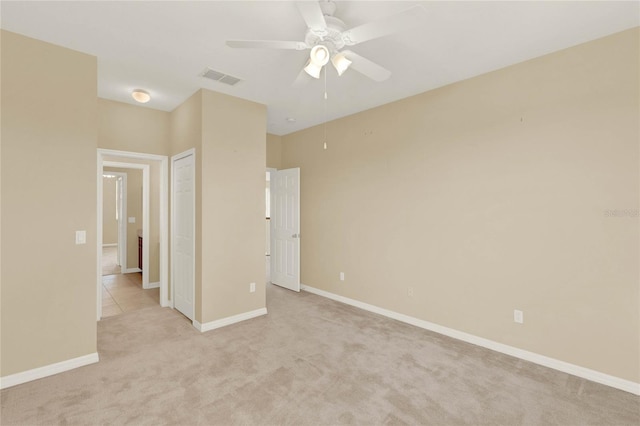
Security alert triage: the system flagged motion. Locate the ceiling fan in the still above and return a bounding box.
[226,1,427,82]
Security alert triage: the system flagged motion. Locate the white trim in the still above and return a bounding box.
[0,353,99,390]
[102,171,128,270]
[97,152,103,320]
[98,149,167,162]
[159,155,169,308]
[300,284,640,396]
[144,281,160,289]
[102,243,117,247]
[193,308,268,333]
[142,164,150,289]
[102,161,149,288]
[123,268,142,274]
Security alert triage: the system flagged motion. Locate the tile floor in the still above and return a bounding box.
[102,272,159,318]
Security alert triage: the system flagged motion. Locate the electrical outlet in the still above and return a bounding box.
[514,309,524,324]
[340,272,345,281]
[408,287,414,297]
[249,282,256,293]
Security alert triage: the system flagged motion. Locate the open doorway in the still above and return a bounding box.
[101,171,126,276]
[97,149,169,321]
[100,166,148,317]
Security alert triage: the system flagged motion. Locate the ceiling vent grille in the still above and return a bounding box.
[201,68,242,86]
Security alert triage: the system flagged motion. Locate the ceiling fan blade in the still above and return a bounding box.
[296,1,327,31]
[341,5,427,46]
[342,50,391,82]
[226,40,308,50]
[293,66,312,88]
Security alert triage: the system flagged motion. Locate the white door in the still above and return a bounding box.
[172,151,195,320]
[270,168,300,292]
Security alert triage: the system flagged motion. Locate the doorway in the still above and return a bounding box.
[171,149,195,321]
[101,171,126,276]
[97,149,169,321]
[269,167,301,292]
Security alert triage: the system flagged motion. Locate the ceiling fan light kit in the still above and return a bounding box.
[226,0,427,82]
[309,45,330,66]
[303,59,323,79]
[305,45,331,78]
[331,52,352,76]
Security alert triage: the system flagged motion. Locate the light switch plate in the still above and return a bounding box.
[128,217,136,223]
[75,230,86,245]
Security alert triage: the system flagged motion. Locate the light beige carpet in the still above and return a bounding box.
[1,283,638,425]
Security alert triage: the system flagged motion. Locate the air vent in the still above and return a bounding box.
[201,68,242,86]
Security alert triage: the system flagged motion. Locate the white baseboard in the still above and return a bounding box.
[123,268,142,274]
[0,352,99,390]
[143,281,160,289]
[102,243,117,247]
[301,284,640,396]
[193,308,268,333]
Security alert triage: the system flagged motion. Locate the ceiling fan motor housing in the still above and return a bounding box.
[305,15,346,53]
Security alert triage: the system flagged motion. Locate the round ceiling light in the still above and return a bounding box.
[131,89,151,103]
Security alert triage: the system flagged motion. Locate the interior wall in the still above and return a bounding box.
[98,98,170,156]
[266,133,282,169]
[280,28,639,383]
[169,90,203,320]
[1,30,97,376]
[200,90,267,323]
[102,176,118,245]
[169,89,267,324]
[98,99,169,285]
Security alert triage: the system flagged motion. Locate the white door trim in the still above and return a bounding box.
[102,171,128,269]
[103,162,149,282]
[97,149,169,321]
[170,148,196,318]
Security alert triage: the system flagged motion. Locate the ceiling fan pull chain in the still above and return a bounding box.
[323,67,328,150]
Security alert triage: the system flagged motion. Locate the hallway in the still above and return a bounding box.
[102,246,158,318]
[102,273,159,318]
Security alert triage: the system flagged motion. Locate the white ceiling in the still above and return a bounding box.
[1,1,638,135]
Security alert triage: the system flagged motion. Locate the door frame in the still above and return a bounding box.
[170,148,196,316]
[102,171,128,268]
[104,162,149,278]
[269,167,301,292]
[96,149,169,320]
[266,168,277,257]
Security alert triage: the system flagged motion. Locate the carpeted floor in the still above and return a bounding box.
[1,283,638,425]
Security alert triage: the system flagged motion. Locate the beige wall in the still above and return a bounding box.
[98,98,169,156]
[200,90,267,323]
[1,31,97,376]
[102,176,118,245]
[98,99,168,284]
[169,91,203,318]
[281,28,639,383]
[266,133,282,169]
[169,89,267,324]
